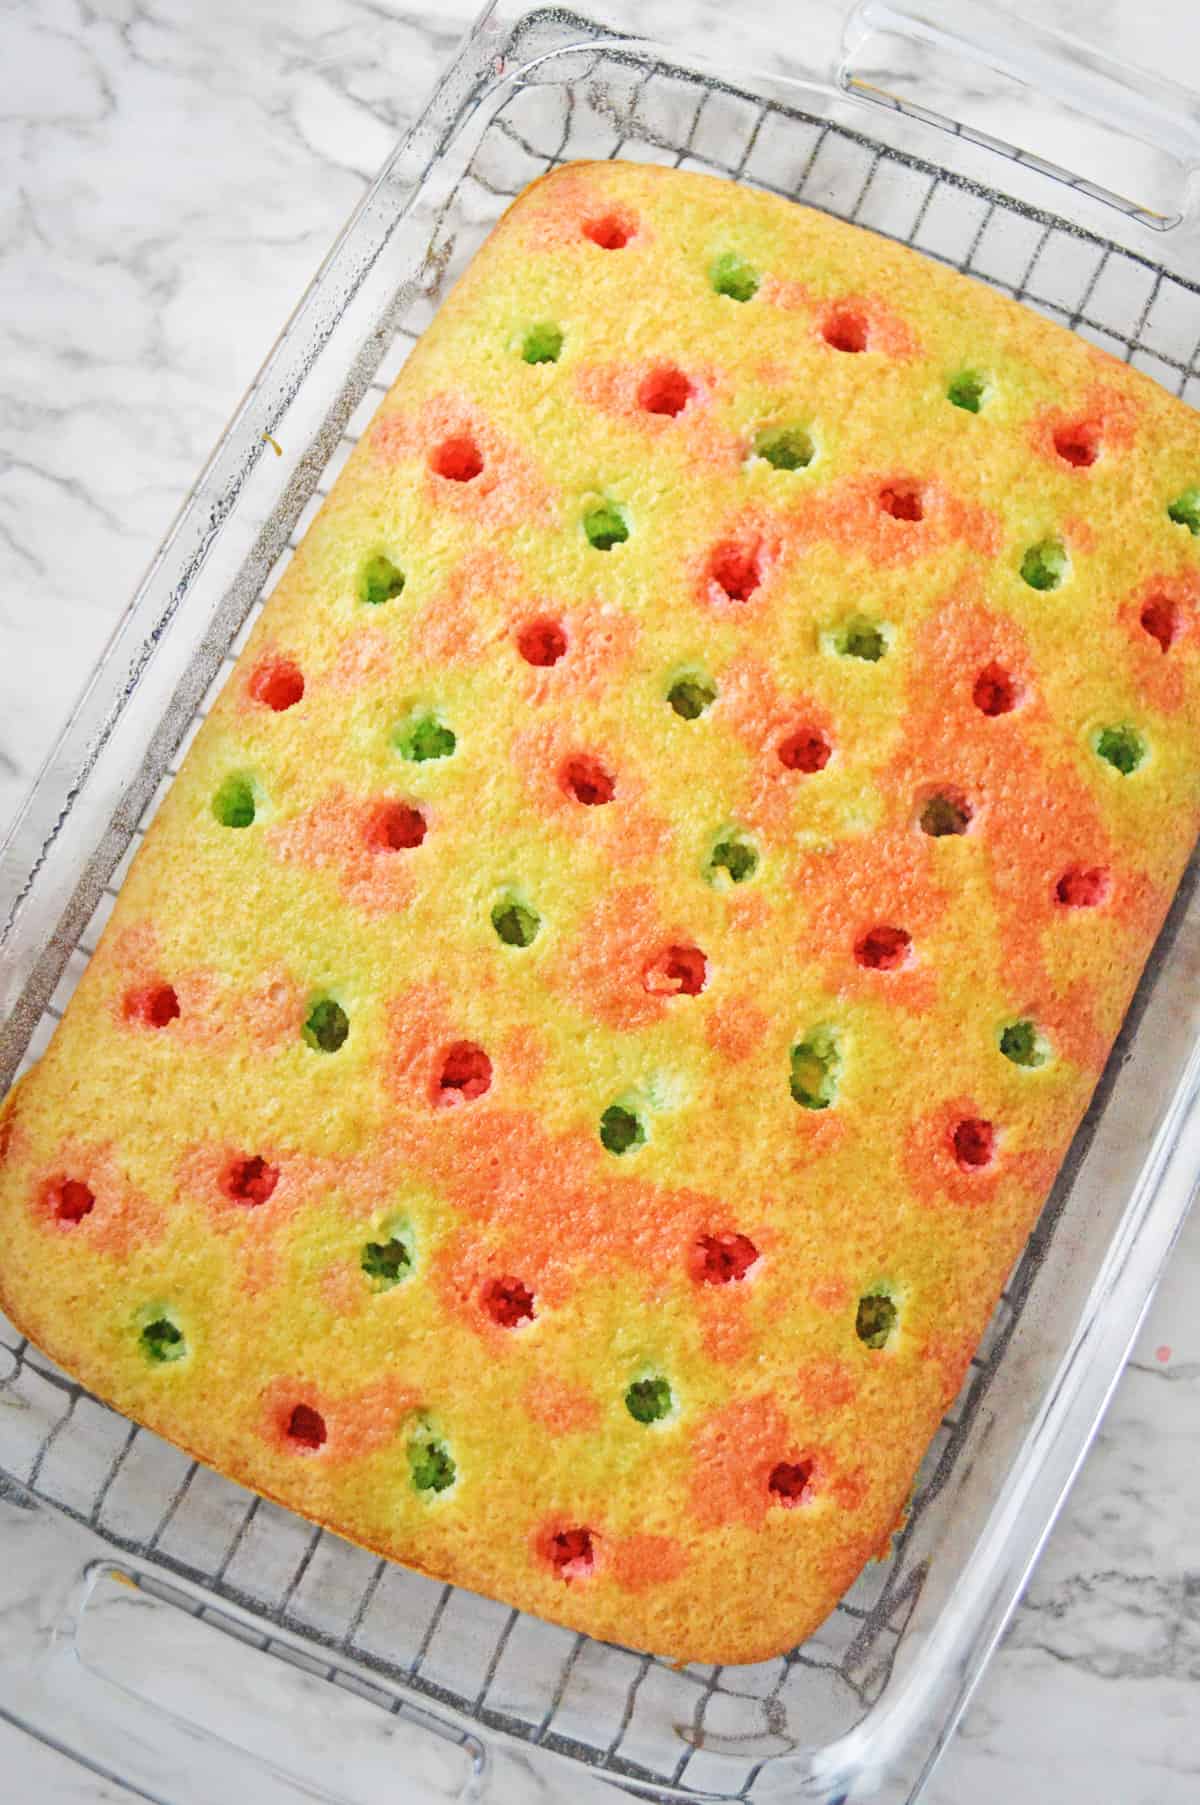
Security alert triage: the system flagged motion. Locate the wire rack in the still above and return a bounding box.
[4,22,1200,1803]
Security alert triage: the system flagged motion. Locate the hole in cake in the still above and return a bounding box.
[706,834,759,887]
[952,1117,995,1171]
[708,539,762,603]
[1140,594,1178,652]
[286,1404,327,1451]
[790,1030,840,1111]
[583,212,635,249]
[642,944,707,997]
[754,426,814,471]
[221,1155,279,1206]
[394,712,456,762]
[768,1459,814,1506]
[1020,538,1068,592]
[583,501,629,550]
[434,1042,492,1107]
[879,483,924,522]
[778,728,831,773]
[360,553,405,606]
[491,897,541,948]
[517,616,568,666]
[600,1104,646,1154]
[822,307,868,353]
[667,673,716,719]
[521,322,563,365]
[1055,865,1111,908]
[212,775,257,830]
[249,657,304,712]
[365,801,426,851]
[139,1315,186,1364]
[709,252,759,301]
[48,1178,96,1225]
[303,997,349,1054]
[999,1018,1050,1067]
[361,1231,413,1287]
[1094,724,1146,775]
[833,618,887,662]
[854,925,911,971]
[625,1376,673,1424]
[123,982,180,1028]
[560,754,615,806]
[693,1231,759,1284]
[430,436,483,483]
[918,790,973,837]
[638,367,694,417]
[1054,422,1100,468]
[408,1431,456,1494]
[548,1526,595,1579]
[855,1292,897,1350]
[1167,488,1200,535]
[972,662,1020,716]
[948,370,987,413]
[482,1275,535,1327]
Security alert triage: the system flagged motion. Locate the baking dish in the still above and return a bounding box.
[3,3,1200,1801]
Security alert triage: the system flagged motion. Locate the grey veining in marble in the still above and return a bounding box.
[1,2,1199,1802]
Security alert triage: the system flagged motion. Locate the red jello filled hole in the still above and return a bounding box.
[124,982,180,1028]
[880,484,924,522]
[823,308,868,353]
[249,657,305,712]
[694,1231,759,1284]
[561,754,615,806]
[1053,422,1099,468]
[50,1178,96,1225]
[1140,595,1177,653]
[286,1404,327,1450]
[222,1155,279,1206]
[517,617,568,666]
[483,1276,535,1327]
[768,1459,814,1506]
[643,944,707,997]
[1055,865,1110,908]
[778,728,831,773]
[435,1041,492,1107]
[952,1117,995,1171]
[548,1526,595,1578]
[366,801,426,851]
[709,540,762,603]
[854,925,911,971]
[430,436,483,483]
[583,212,634,250]
[638,367,693,417]
[972,662,1019,717]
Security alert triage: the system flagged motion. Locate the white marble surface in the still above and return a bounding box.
[2,1,1199,1801]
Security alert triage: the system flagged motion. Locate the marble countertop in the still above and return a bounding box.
[2,1,1199,1800]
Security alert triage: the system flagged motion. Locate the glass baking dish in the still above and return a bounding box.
[3,4,1200,1802]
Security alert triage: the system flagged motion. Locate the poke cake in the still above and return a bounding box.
[3,160,1200,1664]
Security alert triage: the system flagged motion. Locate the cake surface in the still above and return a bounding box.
[3,161,1200,1664]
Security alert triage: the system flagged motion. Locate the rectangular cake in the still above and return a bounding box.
[3,161,1199,1664]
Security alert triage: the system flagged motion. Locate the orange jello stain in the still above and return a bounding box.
[921,1329,977,1409]
[522,1375,601,1434]
[574,360,741,463]
[790,474,999,567]
[551,885,695,1031]
[608,1534,688,1594]
[720,655,836,840]
[796,1356,858,1414]
[903,1095,1060,1212]
[762,278,921,361]
[510,719,670,870]
[260,1374,419,1461]
[705,996,769,1063]
[324,624,399,691]
[33,1142,163,1256]
[810,1273,852,1313]
[234,966,309,1051]
[319,1259,368,1321]
[791,828,944,1012]
[1120,568,1198,713]
[690,1394,818,1529]
[1028,382,1141,471]
[411,549,521,669]
[269,786,420,917]
[517,600,639,706]
[371,394,556,529]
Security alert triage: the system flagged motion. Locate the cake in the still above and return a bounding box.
[2,161,1199,1665]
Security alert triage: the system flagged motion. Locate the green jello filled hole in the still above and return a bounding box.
[140,1316,186,1364]
[999,1018,1049,1068]
[856,1292,897,1350]
[303,997,349,1054]
[835,618,888,662]
[409,1432,456,1494]
[394,712,456,762]
[361,1232,413,1288]
[710,252,760,302]
[625,1375,672,1423]
[948,370,987,413]
[707,835,758,886]
[491,898,540,948]
[600,1104,645,1155]
[1167,488,1200,535]
[755,426,814,471]
[212,775,256,829]
[790,1030,840,1111]
[668,675,717,719]
[584,502,629,550]
[360,553,405,606]
[1094,724,1146,775]
[1020,538,1068,592]
[521,323,563,365]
